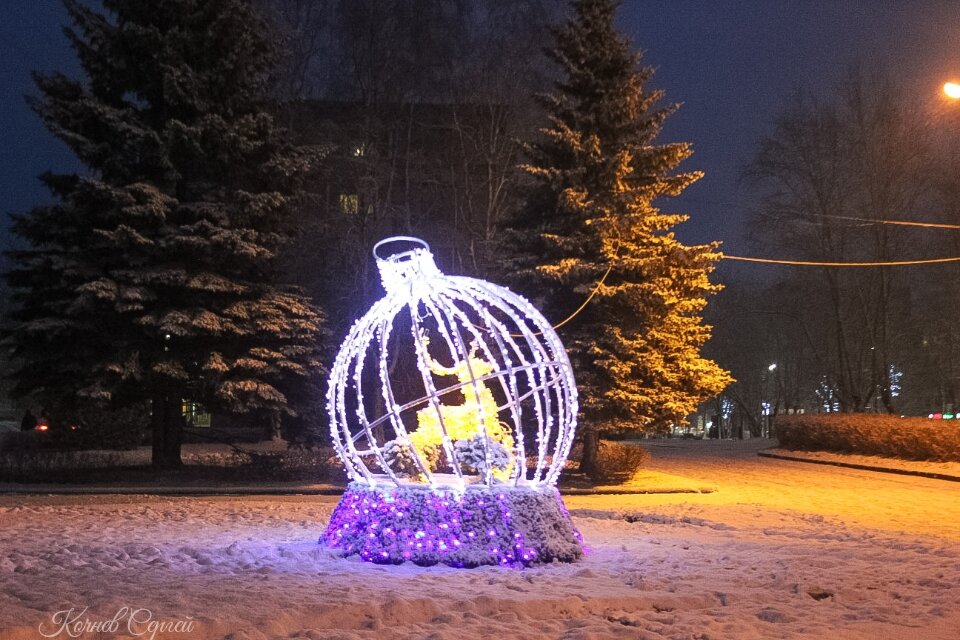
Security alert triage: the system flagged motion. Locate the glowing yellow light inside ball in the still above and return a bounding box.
[410,340,515,481]
[944,82,960,100]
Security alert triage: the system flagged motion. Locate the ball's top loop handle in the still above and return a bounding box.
[373,236,430,263]
[373,236,439,293]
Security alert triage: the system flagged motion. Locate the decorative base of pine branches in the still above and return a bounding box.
[321,482,582,567]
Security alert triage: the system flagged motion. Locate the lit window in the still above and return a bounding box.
[182,400,211,428]
[339,194,359,215]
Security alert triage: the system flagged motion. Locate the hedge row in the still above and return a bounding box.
[775,413,960,462]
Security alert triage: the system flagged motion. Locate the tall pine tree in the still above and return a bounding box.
[4,0,326,468]
[503,0,731,476]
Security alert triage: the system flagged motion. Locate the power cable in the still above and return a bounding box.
[722,255,960,267]
[794,212,960,231]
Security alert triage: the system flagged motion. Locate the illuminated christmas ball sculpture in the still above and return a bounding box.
[322,237,582,566]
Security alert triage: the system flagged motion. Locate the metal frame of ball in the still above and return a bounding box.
[326,236,579,492]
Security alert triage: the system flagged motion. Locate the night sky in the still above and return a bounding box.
[2,1,959,270]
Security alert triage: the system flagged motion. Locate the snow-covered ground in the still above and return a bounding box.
[1,439,958,639]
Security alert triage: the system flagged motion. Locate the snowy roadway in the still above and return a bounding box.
[1,440,958,639]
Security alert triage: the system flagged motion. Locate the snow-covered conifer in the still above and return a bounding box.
[502,0,732,476]
[4,0,326,467]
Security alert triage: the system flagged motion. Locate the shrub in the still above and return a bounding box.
[775,414,960,462]
[0,445,340,484]
[453,435,511,476]
[590,441,651,482]
[604,427,648,441]
[0,450,125,483]
[10,402,151,451]
[239,448,339,482]
[0,430,43,452]
[382,440,421,477]
[72,403,150,450]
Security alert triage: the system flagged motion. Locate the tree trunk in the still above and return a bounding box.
[151,391,183,469]
[578,429,601,478]
[264,412,285,444]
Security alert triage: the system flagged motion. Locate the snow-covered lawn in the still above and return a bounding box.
[1,440,958,639]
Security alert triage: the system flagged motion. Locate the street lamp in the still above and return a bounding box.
[944,82,960,100]
[761,363,778,437]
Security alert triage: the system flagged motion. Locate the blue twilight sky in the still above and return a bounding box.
[1,1,959,276]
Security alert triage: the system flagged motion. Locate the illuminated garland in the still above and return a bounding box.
[326,237,578,489]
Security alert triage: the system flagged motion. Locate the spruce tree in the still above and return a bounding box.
[503,0,731,476]
[4,0,325,468]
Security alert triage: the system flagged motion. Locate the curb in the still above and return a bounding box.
[562,486,716,495]
[757,451,960,483]
[0,485,348,496]
[0,484,715,497]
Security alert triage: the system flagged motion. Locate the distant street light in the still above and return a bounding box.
[762,363,778,437]
[944,82,960,100]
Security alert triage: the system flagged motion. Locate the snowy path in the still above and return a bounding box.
[1,441,958,639]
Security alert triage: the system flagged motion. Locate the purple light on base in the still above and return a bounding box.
[321,483,582,568]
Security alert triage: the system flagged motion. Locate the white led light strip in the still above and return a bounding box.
[327,237,578,490]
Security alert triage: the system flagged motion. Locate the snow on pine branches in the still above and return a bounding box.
[500,0,731,477]
[3,0,327,467]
